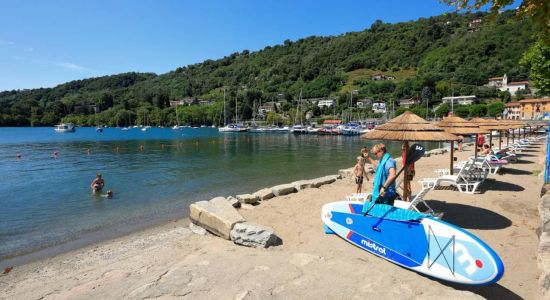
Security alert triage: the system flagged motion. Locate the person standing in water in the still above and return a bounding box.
[90,173,104,194]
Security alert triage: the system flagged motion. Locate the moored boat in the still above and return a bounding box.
[54,123,76,133]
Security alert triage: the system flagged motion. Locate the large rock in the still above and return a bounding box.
[271,184,297,196]
[253,188,274,201]
[227,196,241,208]
[230,222,282,248]
[292,180,313,190]
[189,197,245,240]
[236,193,259,204]
[310,175,340,188]
[338,167,353,178]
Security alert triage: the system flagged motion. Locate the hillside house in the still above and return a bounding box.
[441,95,476,106]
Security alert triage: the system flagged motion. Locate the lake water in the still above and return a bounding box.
[0,127,439,266]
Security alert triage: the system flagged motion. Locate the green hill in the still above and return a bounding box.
[0,10,535,126]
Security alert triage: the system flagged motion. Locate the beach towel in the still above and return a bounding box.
[363,152,391,213]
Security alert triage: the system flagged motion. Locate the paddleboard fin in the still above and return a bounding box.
[323,224,335,234]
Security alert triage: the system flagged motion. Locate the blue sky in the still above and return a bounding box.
[0,0,521,91]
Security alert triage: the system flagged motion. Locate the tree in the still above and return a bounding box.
[421,86,432,106]
[454,105,470,118]
[520,41,550,95]
[441,0,550,40]
[435,103,450,118]
[469,103,487,117]
[487,101,506,117]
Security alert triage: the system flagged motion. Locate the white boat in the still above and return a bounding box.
[219,124,248,132]
[307,126,321,134]
[249,126,267,133]
[172,125,182,130]
[121,127,130,131]
[290,124,308,134]
[219,90,247,132]
[54,123,76,133]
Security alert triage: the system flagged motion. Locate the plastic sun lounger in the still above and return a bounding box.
[420,160,483,194]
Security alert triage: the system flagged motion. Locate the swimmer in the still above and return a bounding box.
[87,148,91,155]
[139,145,144,151]
[16,152,21,159]
[53,151,59,158]
[90,173,104,194]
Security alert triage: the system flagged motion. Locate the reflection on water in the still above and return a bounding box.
[0,127,438,261]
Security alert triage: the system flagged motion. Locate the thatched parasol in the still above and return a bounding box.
[471,118,510,150]
[437,115,489,174]
[362,111,459,200]
[502,120,525,145]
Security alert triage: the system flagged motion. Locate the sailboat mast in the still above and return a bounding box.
[235,94,238,124]
[223,88,226,126]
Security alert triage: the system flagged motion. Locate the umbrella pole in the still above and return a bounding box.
[474,134,479,160]
[489,131,493,150]
[403,141,410,201]
[450,141,454,175]
[506,129,509,147]
[499,130,502,149]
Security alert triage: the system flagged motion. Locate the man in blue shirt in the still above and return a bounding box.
[365,143,397,205]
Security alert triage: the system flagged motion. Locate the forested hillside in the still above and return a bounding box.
[0,10,536,126]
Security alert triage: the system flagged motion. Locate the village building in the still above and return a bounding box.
[258,101,278,116]
[317,99,336,108]
[372,102,387,114]
[468,18,482,33]
[371,74,396,81]
[518,98,550,120]
[169,98,195,107]
[356,99,373,109]
[504,102,521,120]
[441,95,476,106]
[398,97,422,108]
[486,74,529,94]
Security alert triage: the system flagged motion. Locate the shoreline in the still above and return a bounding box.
[1,142,544,299]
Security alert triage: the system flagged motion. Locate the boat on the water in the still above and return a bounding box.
[219,124,248,132]
[54,123,76,133]
[290,124,308,134]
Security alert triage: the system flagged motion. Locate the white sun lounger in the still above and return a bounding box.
[420,159,483,194]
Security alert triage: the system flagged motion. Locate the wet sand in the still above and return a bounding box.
[0,142,543,299]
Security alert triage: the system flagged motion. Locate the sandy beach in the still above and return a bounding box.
[0,142,544,299]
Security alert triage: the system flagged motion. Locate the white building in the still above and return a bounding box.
[441,95,476,106]
[486,74,529,94]
[372,102,387,114]
[317,99,335,108]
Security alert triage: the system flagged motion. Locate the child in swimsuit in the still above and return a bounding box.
[353,156,369,193]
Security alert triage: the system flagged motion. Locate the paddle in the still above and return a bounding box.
[363,143,426,216]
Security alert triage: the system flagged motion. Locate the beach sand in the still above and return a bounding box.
[0,142,543,299]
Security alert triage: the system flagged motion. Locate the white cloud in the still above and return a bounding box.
[25,47,34,52]
[0,39,15,45]
[56,62,91,71]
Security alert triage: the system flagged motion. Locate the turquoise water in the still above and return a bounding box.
[0,127,433,265]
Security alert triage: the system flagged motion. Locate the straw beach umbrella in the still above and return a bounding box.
[362,111,459,200]
[437,114,489,174]
[471,118,509,151]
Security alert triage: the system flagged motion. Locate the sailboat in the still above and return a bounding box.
[172,106,182,129]
[290,89,308,134]
[141,112,151,131]
[219,89,247,132]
